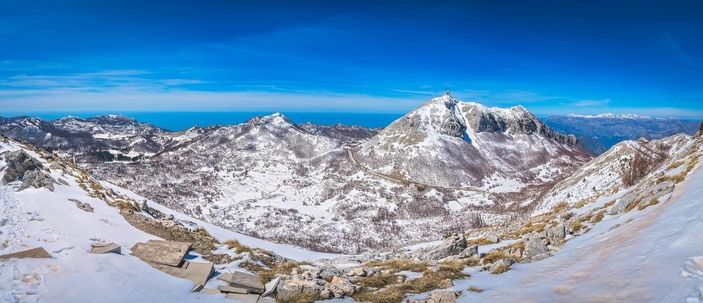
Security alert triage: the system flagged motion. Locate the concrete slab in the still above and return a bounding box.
[0,247,51,259]
[89,242,121,254]
[130,240,191,266]
[218,285,248,294]
[225,293,260,303]
[217,271,265,294]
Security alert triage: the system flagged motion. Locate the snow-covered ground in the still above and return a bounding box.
[450,161,703,302]
[0,140,342,303]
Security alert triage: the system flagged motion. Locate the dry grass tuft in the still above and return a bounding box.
[225,239,252,254]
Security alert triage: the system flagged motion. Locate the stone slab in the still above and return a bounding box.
[199,288,222,295]
[130,240,191,266]
[262,276,280,297]
[217,271,265,294]
[90,242,121,254]
[0,247,51,259]
[257,296,277,303]
[218,285,249,294]
[146,260,213,292]
[225,293,260,303]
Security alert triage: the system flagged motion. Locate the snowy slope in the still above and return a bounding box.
[453,152,703,302]
[0,139,341,303]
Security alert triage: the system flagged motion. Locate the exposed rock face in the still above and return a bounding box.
[458,244,479,259]
[355,94,590,188]
[2,150,44,184]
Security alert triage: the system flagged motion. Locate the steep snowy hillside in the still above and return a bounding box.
[355,94,590,188]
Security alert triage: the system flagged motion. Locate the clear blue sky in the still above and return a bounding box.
[1,0,702,117]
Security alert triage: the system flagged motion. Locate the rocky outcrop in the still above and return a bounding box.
[523,236,549,260]
[415,234,467,260]
[1,150,55,191]
[409,290,462,303]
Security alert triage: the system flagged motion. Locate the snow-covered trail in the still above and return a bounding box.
[457,163,703,302]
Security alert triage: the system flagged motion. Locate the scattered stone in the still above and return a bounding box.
[57,178,70,186]
[319,267,342,281]
[0,247,52,259]
[218,271,265,294]
[70,198,94,213]
[89,242,121,254]
[276,278,325,300]
[346,267,367,277]
[130,239,191,267]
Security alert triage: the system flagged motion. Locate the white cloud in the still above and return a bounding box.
[571,98,611,107]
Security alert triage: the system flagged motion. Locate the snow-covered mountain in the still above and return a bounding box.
[355,94,590,188]
[543,114,700,154]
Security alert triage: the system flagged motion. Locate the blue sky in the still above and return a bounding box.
[1,0,702,117]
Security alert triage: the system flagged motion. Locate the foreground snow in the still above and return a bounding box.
[450,162,703,302]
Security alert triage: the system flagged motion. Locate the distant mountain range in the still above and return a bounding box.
[542,114,700,154]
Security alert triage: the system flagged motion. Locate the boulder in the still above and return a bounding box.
[217,285,248,294]
[346,267,367,277]
[276,277,326,300]
[18,169,55,191]
[458,244,478,259]
[489,259,513,274]
[1,150,43,185]
[70,199,94,213]
[544,223,566,245]
[524,236,549,260]
[418,234,467,260]
[319,267,343,281]
[327,276,357,298]
[484,232,500,244]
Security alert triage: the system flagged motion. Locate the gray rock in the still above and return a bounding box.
[346,267,367,277]
[409,290,462,303]
[327,276,357,298]
[319,267,343,281]
[262,276,280,297]
[276,277,325,300]
[484,232,500,243]
[544,223,566,245]
[489,259,513,274]
[89,242,121,254]
[1,150,44,185]
[524,236,548,260]
[418,234,467,260]
[18,169,55,191]
[458,244,479,259]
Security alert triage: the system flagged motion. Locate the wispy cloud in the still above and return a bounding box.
[571,98,611,107]
[663,32,698,65]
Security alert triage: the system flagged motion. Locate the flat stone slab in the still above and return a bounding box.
[90,242,121,254]
[257,296,277,303]
[217,285,249,294]
[0,247,52,260]
[151,260,214,292]
[199,288,221,295]
[130,240,191,266]
[217,271,265,294]
[262,276,280,297]
[225,293,260,303]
